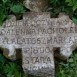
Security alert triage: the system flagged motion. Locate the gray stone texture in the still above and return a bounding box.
[0,12,77,77]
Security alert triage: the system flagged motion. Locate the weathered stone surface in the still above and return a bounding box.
[23,0,48,12]
[0,13,55,77]
[0,12,77,77]
[22,46,55,77]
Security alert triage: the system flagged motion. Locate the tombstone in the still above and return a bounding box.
[0,12,77,77]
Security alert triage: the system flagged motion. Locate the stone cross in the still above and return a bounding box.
[0,12,77,77]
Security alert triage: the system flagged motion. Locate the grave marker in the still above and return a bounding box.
[0,12,77,77]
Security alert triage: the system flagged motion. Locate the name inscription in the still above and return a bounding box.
[0,13,76,71]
